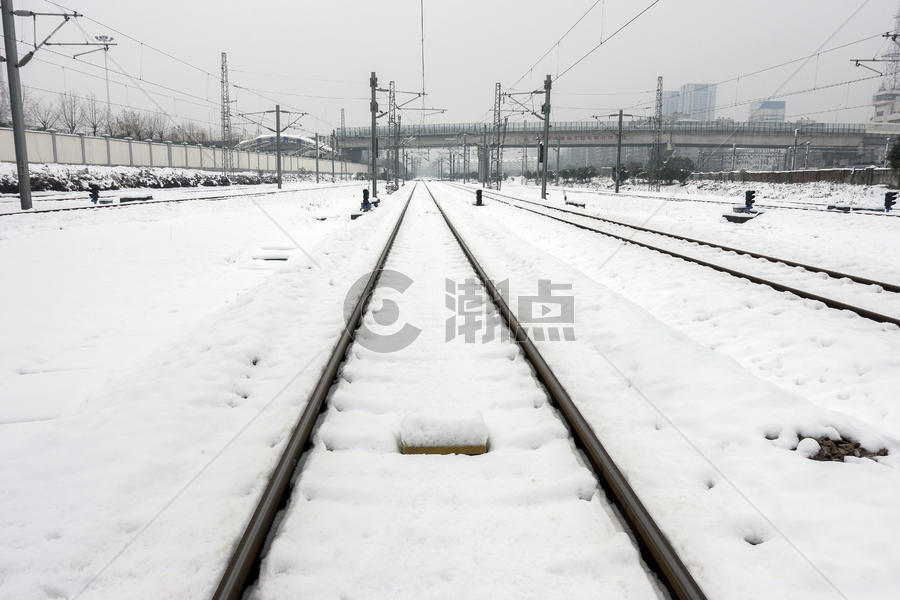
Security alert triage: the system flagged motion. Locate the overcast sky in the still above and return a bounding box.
[12,0,898,138]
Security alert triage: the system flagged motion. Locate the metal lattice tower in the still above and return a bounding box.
[490,82,502,188]
[388,81,397,182]
[652,75,663,191]
[220,52,233,174]
[880,5,900,92]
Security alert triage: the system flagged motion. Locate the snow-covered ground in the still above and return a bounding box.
[0,179,357,214]
[0,181,407,597]
[437,180,900,599]
[2,174,898,599]
[556,176,897,211]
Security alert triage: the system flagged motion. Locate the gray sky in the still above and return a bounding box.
[13,0,898,137]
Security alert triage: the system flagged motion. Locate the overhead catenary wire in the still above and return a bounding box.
[33,3,328,135]
[20,82,220,129]
[507,0,606,91]
[555,0,662,82]
[40,0,219,80]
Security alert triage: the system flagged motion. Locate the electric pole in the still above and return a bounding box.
[275,105,282,188]
[2,0,31,210]
[395,115,401,189]
[651,76,663,191]
[555,136,560,186]
[791,128,799,171]
[616,110,624,193]
[540,74,552,200]
[221,52,232,176]
[463,135,468,183]
[340,108,347,180]
[331,130,336,182]
[315,132,320,183]
[370,72,378,198]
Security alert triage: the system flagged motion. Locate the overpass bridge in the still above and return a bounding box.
[339,120,900,163]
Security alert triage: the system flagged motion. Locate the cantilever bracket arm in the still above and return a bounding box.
[853,60,883,76]
[15,11,83,67]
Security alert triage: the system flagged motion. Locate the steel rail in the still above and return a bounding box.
[0,182,360,217]
[454,185,900,328]
[422,181,709,600]
[552,185,900,218]
[467,186,900,294]
[210,183,416,600]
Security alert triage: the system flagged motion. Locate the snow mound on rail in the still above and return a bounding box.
[400,410,489,448]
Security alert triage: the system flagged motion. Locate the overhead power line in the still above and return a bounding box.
[556,0,662,82]
[41,0,218,79]
[508,0,606,90]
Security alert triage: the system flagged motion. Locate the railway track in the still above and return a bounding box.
[0,182,360,217]
[211,181,708,599]
[547,185,900,218]
[450,183,900,328]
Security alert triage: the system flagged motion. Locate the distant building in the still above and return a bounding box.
[662,91,680,117]
[872,89,900,124]
[678,83,717,121]
[749,100,786,123]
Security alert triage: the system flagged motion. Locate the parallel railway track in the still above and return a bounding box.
[550,185,900,218]
[451,183,900,328]
[211,181,708,600]
[0,182,360,217]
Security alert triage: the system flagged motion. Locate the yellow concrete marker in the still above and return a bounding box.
[400,410,489,455]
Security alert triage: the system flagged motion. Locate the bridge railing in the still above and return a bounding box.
[342,121,867,139]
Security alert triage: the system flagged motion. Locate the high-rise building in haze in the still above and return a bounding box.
[678,83,717,121]
[662,91,680,117]
[749,101,786,123]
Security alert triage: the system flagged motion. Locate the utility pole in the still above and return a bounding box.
[2,0,31,210]
[314,132,320,183]
[731,143,737,171]
[340,108,347,180]
[275,105,282,189]
[221,52,232,176]
[102,43,112,135]
[615,110,624,193]
[806,141,812,169]
[331,130,336,182]
[370,71,378,198]
[395,115,401,189]
[521,135,526,177]
[482,125,488,186]
[555,136,560,185]
[540,74,552,199]
[790,128,799,171]
[463,135,468,183]
[652,75,663,192]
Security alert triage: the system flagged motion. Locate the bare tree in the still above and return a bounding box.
[57,92,83,134]
[178,120,204,143]
[28,97,59,131]
[83,93,105,136]
[0,87,10,127]
[113,109,148,139]
[145,112,169,141]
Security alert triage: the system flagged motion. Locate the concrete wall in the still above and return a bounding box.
[692,167,898,186]
[0,127,368,175]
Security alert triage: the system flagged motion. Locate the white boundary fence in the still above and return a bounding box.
[0,127,369,175]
